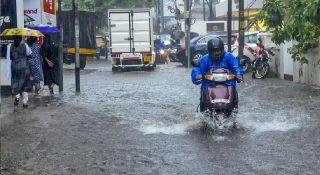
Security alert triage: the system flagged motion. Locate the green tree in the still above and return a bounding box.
[62,0,154,12]
[255,0,320,64]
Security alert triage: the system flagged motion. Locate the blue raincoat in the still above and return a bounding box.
[191,51,243,87]
[154,41,166,50]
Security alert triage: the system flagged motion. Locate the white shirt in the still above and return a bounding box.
[6,43,32,80]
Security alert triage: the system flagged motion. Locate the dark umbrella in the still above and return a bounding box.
[28,25,60,33]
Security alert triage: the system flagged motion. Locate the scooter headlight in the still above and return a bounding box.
[160,49,165,55]
[212,73,228,82]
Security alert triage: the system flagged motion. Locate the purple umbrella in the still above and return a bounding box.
[28,24,60,33]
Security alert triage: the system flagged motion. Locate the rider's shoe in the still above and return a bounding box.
[14,96,20,106]
[23,103,28,108]
[49,87,54,95]
[252,72,256,79]
[233,106,239,114]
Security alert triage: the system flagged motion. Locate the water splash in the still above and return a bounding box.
[212,136,226,141]
[138,120,201,135]
[251,121,298,132]
[239,111,302,133]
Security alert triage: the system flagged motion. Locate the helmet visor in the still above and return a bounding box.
[211,48,222,60]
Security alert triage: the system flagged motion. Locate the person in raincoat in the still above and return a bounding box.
[191,37,243,112]
[6,36,33,107]
[27,36,43,95]
[154,36,169,64]
[40,34,56,94]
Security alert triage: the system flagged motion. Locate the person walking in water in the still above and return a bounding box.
[41,34,56,94]
[27,36,43,95]
[6,36,33,107]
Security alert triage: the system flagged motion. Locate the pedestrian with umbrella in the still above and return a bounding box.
[26,36,43,95]
[1,28,44,107]
[29,25,60,95]
[41,34,56,95]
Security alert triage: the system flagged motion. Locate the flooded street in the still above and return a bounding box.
[1,60,320,175]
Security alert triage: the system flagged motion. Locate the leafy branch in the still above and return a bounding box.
[255,0,320,64]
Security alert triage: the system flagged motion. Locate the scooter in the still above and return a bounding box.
[155,48,168,64]
[196,68,241,130]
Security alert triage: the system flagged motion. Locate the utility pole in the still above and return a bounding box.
[202,0,206,21]
[57,0,64,92]
[238,0,244,62]
[185,0,191,68]
[160,0,164,33]
[72,0,80,92]
[227,0,232,52]
[157,0,160,33]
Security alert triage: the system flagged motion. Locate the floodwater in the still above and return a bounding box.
[1,60,319,175]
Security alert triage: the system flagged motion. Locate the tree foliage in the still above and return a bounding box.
[61,0,154,18]
[255,0,320,64]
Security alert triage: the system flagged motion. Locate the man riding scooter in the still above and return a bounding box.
[154,36,168,64]
[191,37,243,112]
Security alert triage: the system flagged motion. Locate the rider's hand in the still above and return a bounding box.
[195,74,202,80]
[236,75,243,82]
[204,74,211,80]
[204,71,212,80]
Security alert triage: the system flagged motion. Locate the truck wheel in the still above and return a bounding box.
[112,66,119,72]
[144,66,155,71]
[96,53,100,60]
[101,48,106,56]
[63,54,73,64]
[80,56,86,69]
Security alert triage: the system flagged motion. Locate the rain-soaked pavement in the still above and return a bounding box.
[1,59,320,175]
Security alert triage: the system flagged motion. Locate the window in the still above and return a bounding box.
[245,34,258,44]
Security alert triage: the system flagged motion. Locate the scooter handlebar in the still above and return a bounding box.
[195,74,243,83]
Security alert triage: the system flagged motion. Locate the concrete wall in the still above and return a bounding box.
[278,41,294,80]
[293,48,320,86]
[216,0,264,17]
[180,20,239,36]
[277,39,320,86]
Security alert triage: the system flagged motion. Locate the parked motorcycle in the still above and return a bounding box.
[196,68,241,130]
[252,48,275,79]
[167,47,179,62]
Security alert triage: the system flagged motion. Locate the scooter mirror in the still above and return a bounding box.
[239,58,246,67]
[191,59,199,67]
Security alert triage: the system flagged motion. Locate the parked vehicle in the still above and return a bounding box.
[166,40,179,62]
[231,31,274,73]
[252,48,275,79]
[196,67,241,130]
[108,8,155,71]
[177,32,237,67]
[167,47,178,62]
[61,10,96,69]
[231,46,255,73]
[96,35,108,59]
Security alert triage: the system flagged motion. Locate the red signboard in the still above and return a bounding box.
[43,0,56,15]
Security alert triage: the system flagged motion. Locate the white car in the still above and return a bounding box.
[231,31,261,73]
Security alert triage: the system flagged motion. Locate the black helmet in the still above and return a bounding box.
[207,37,224,60]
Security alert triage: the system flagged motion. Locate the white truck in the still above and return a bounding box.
[108,8,155,71]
